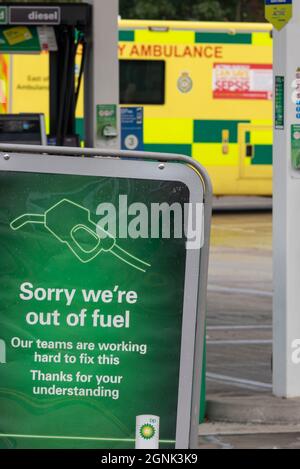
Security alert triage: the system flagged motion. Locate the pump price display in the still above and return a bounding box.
[0,155,202,449]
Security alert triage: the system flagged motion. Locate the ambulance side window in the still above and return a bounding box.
[120,60,165,105]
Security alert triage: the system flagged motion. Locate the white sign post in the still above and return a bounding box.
[273,0,300,397]
[85,0,120,149]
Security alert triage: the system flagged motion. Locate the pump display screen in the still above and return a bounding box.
[0,114,46,145]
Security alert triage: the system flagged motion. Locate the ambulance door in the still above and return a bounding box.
[238,124,273,180]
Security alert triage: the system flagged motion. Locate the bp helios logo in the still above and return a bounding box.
[140,423,156,440]
[135,415,160,449]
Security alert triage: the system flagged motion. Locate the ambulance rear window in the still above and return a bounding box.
[120,60,165,105]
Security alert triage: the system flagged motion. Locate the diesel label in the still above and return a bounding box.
[9,7,61,25]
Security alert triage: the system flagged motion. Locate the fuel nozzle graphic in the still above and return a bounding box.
[10,199,150,273]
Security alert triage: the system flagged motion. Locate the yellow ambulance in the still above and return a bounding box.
[6,20,273,196]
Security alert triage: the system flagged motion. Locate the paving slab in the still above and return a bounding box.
[206,210,272,395]
[198,422,300,448]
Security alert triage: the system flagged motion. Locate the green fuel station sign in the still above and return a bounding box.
[0,154,203,449]
[275,76,284,130]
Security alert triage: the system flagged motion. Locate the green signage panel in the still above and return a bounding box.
[275,76,285,130]
[0,153,204,449]
[0,7,8,25]
[96,104,118,147]
[0,25,40,52]
[291,124,300,169]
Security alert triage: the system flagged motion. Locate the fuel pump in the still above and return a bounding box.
[0,2,91,146]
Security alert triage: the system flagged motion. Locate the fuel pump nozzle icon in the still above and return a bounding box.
[10,199,150,272]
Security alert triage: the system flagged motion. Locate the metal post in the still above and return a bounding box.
[49,49,59,140]
[273,0,300,397]
[85,0,120,148]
